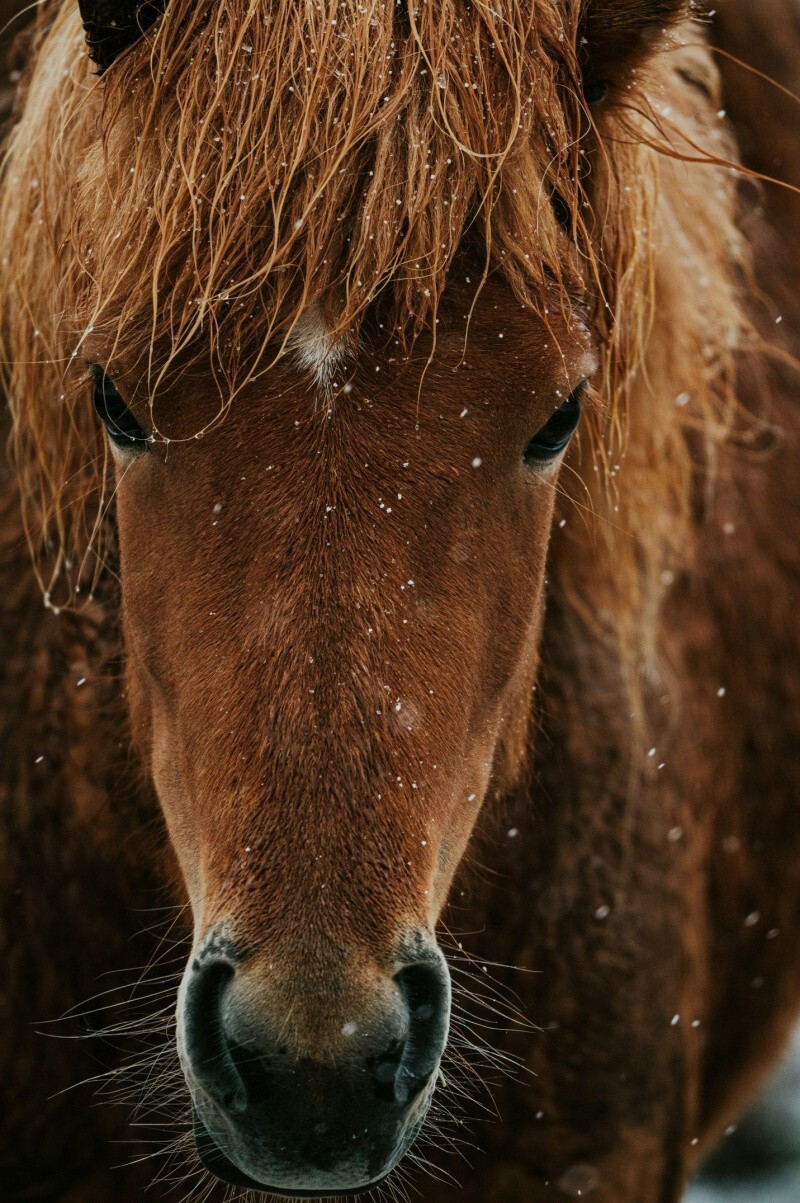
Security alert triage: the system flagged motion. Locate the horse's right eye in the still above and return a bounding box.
[90,367,148,448]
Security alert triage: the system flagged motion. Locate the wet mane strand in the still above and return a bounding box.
[0,0,752,733]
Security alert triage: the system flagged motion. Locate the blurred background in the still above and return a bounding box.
[688,1034,800,1202]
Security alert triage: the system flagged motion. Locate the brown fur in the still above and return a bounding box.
[1,0,799,1200]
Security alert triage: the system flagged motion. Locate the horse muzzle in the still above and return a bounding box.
[176,928,451,1195]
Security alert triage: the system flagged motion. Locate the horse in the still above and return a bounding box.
[1,0,799,1199]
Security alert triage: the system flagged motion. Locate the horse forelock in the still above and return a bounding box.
[0,0,753,688]
[4,2,585,375]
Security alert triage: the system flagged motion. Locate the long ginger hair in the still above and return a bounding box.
[0,1,752,724]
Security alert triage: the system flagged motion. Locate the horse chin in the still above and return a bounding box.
[192,1103,428,1198]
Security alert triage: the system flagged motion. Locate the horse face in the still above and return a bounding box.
[95,275,594,1193]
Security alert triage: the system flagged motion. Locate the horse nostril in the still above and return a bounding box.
[393,955,451,1105]
[182,954,247,1115]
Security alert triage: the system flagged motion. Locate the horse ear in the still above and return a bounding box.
[581,1,699,95]
[78,1,164,73]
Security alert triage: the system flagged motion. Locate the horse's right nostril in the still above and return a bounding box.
[393,956,451,1105]
[182,954,247,1114]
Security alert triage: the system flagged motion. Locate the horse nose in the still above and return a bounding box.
[178,936,451,1193]
[181,955,448,1107]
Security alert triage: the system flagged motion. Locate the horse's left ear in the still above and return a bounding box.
[580,1,700,96]
[78,1,165,73]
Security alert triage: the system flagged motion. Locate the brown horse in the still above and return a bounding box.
[1,1,799,1200]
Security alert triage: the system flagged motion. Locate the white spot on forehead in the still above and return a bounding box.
[286,304,351,392]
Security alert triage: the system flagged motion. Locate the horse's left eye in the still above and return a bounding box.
[90,367,148,447]
[523,383,585,466]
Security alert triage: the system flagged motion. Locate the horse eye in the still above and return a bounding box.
[523,383,585,467]
[90,366,148,447]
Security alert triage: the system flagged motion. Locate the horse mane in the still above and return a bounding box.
[0,1,753,723]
